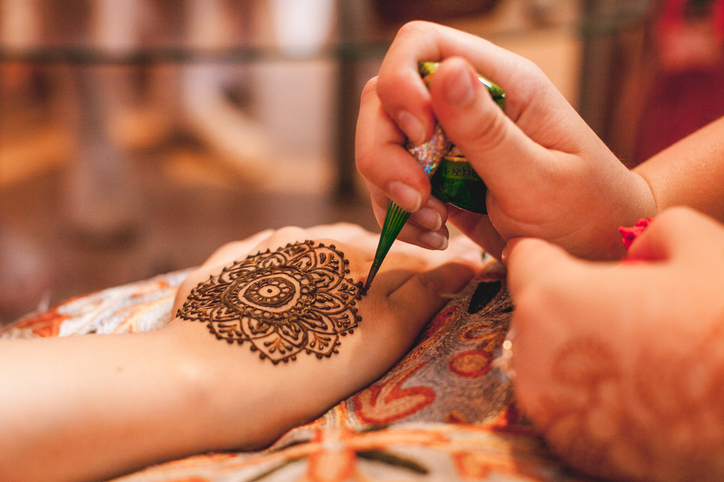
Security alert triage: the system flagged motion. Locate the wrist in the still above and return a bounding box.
[161,319,310,451]
[593,169,658,260]
[629,169,658,219]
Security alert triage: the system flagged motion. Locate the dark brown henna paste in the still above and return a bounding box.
[177,240,364,364]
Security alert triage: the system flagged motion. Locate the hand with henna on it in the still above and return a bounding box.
[0,223,481,482]
[167,223,482,449]
[505,206,724,481]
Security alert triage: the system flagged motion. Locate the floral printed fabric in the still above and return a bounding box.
[1,261,587,481]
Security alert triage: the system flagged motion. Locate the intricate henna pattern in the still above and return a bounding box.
[177,241,364,364]
[537,332,724,481]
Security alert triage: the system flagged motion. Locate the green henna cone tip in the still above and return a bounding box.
[365,62,505,290]
[365,202,410,291]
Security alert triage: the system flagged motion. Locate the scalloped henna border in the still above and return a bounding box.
[177,240,364,364]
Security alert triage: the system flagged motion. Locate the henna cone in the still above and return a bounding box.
[365,202,410,291]
[364,61,504,290]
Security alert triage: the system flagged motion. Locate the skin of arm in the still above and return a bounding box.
[634,116,724,223]
[0,224,477,482]
[505,207,724,481]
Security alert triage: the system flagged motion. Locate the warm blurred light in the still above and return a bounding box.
[270,0,335,57]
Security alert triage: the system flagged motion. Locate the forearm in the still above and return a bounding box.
[0,317,361,482]
[634,116,724,221]
[0,327,251,482]
[0,226,474,482]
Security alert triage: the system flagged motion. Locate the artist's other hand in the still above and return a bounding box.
[505,206,724,481]
[356,21,656,260]
[166,223,478,451]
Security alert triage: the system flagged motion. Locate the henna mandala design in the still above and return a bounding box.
[177,240,364,364]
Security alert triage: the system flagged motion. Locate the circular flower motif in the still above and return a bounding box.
[177,241,364,364]
[224,266,315,325]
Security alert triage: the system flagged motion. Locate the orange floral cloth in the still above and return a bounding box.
[1,262,587,481]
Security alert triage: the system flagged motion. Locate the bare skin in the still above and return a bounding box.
[506,207,724,481]
[356,22,724,261]
[355,21,657,260]
[355,20,724,481]
[634,116,724,221]
[0,224,479,482]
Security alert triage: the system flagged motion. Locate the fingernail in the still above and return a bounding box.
[388,181,422,212]
[411,207,442,231]
[420,231,448,250]
[445,64,476,108]
[396,111,426,144]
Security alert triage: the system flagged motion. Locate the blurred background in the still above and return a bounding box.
[1,0,722,323]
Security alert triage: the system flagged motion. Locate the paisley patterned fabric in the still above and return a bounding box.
[1,260,588,481]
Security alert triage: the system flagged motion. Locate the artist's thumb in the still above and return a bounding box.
[427,57,547,194]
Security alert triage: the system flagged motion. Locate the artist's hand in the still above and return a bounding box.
[166,223,478,450]
[505,206,724,480]
[356,21,656,260]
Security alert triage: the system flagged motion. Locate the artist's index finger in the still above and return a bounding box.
[377,21,517,144]
[376,22,440,144]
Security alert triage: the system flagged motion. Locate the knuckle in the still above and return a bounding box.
[395,21,432,42]
[518,56,544,78]
[272,226,304,236]
[204,242,239,262]
[661,205,694,221]
[215,241,240,252]
[654,207,700,237]
[468,108,509,152]
[653,207,686,230]
[267,226,306,244]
